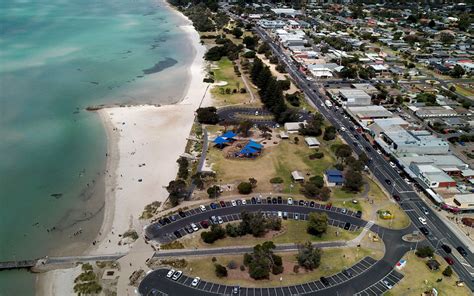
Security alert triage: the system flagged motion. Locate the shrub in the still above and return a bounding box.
[442,266,453,277]
[238,182,253,194]
[309,152,324,159]
[243,51,256,58]
[415,246,434,258]
[203,77,215,83]
[270,177,284,184]
[240,265,246,271]
[196,107,219,124]
[212,257,217,262]
[215,264,228,278]
[227,260,238,269]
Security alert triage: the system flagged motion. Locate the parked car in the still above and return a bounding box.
[421,207,429,215]
[173,230,182,238]
[190,223,199,232]
[310,201,315,207]
[232,286,240,294]
[241,199,247,205]
[256,197,261,204]
[320,276,330,286]
[217,216,224,224]
[184,225,193,233]
[385,179,392,185]
[444,257,455,265]
[341,208,347,214]
[166,269,175,278]
[210,216,218,224]
[169,215,177,221]
[200,205,206,212]
[283,212,288,220]
[441,244,452,254]
[356,211,362,218]
[382,280,393,289]
[393,195,401,202]
[277,211,283,218]
[231,200,237,206]
[287,198,293,205]
[191,277,201,287]
[219,200,226,207]
[267,197,272,203]
[210,203,217,209]
[236,200,242,205]
[163,217,171,224]
[171,270,182,280]
[299,200,305,206]
[158,219,165,226]
[251,197,256,204]
[178,211,186,218]
[342,268,352,278]
[294,213,299,220]
[277,196,282,204]
[344,222,351,230]
[389,162,396,168]
[200,220,209,229]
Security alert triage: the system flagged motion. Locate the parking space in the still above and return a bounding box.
[160,256,378,295]
[354,269,404,296]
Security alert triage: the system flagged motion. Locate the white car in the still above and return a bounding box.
[294,213,299,220]
[382,280,393,289]
[404,178,411,184]
[287,198,293,205]
[340,127,346,132]
[200,205,206,212]
[166,269,175,278]
[341,208,347,214]
[231,200,237,207]
[172,270,182,280]
[191,277,201,287]
[418,217,427,225]
[191,223,199,232]
[277,211,283,218]
[242,199,247,205]
[389,162,396,168]
[376,149,382,155]
[217,216,224,224]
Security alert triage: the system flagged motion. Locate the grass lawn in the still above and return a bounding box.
[384,253,471,296]
[184,247,377,288]
[208,135,339,193]
[453,84,474,98]
[181,220,360,249]
[211,57,252,106]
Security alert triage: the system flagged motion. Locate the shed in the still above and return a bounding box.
[291,171,305,182]
[305,137,320,148]
[426,259,440,270]
[280,131,289,139]
[284,122,305,133]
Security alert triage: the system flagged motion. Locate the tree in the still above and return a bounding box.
[196,107,219,124]
[335,144,352,162]
[319,187,331,201]
[301,182,320,199]
[450,65,465,78]
[299,114,324,137]
[232,27,243,39]
[238,182,253,194]
[207,185,221,199]
[309,176,324,189]
[297,241,322,270]
[415,246,434,258]
[462,100,471,109]
[442,266,453,277]
[243,36,257,50]
[240,211,266,237]
[201,224,226,244]
[245,241,283,280]
[428,19,436,28]
[343,169,363,192]
[458,14,471,31]
[167,179,187,206]
[323,126,336,141]
[177,157,189,179]
[307,212,328,237]
[440,32,454,44]
[237,120,253,137]
[249,177,258,188]
[215,264,228,277]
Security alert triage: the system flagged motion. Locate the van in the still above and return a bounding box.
[277,211,283,218]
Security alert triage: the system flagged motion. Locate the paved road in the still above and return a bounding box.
[253,26,474,290]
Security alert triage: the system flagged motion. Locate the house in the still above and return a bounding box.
[291,171,305,182]
[305,137,320,148]
[325,169,344,187]
[369,64,390,76]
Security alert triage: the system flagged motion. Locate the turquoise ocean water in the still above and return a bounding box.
[0,0,194,294]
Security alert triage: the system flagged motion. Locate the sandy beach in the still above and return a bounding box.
[36,6,211,295]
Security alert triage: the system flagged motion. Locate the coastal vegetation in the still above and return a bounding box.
[73,263,102,295]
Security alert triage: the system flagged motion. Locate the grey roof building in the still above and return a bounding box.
[339,89,371,106]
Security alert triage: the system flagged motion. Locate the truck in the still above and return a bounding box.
[324,100,333,108]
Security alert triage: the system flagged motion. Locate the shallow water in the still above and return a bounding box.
[0,0,193,294]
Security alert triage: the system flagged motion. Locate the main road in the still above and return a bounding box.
[253,25,474,290]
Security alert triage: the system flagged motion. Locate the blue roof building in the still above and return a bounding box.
[325,169,344,186]
[222,131,237,139]
[213,136,230,148]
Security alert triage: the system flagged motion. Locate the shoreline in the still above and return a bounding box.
[36,2,211,295]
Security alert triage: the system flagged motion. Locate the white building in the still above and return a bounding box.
[304,137,320,148]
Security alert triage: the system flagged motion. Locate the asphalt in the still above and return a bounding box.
[252,25,474,290]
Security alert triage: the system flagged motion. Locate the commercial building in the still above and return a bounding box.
[398,154,469,177]
[415,106,458,119]
[347,105,393,124]
[271,8,303,17]
[339,89,371,106]
[368,117,409,136]
[452,194,474,211]
[409,164,456,188]
[377,129,449,155]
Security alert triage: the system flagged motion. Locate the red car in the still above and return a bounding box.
[444,256,455,265]
[219,200,226,207]
[200,220,209,229]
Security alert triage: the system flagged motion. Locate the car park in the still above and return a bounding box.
[171,270,182,280]
[200,205,206,212]
[441,244,452,254]
[191,223,199,232]
[219,200,226,207]
[166,269,175,278]
[419,227,429,235]
[287,198,293,205]
[320,276,330,286]
[444,257,455,265]
[191,277,201,287]
[457,246,468,257]
[418,217,427,225]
